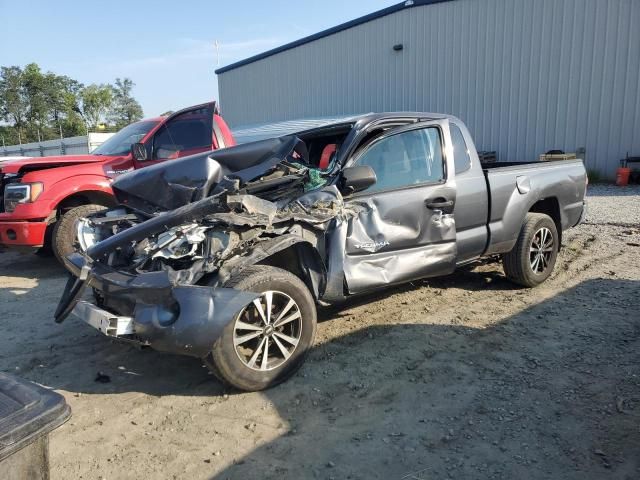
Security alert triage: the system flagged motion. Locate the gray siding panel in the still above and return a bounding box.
[218,0,640,177]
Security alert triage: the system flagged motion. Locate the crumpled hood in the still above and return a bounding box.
[112,136,308,213]
[0,154,110,174]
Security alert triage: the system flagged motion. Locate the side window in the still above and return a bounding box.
[450,123,471,174]
[355,127,444,193]
[152,108,212,159]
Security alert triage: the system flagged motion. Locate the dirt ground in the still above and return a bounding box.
[1,187,639,480]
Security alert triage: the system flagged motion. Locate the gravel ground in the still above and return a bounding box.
[584,184,640,225]
[0,184,638,480]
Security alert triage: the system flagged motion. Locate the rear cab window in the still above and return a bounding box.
[450,123,471,174]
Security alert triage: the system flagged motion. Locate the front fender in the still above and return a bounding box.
[40,175,113,212]
[219,234,327,300]
[3,175,113,221]
[134,286,259,357]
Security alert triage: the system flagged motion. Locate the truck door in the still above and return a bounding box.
[137,104,217,168]
[342,121,457,294]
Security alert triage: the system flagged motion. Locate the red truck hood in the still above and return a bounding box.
[0,154,114,174]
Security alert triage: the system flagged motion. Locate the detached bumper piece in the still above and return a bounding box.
[55,253,259,358]
[72,300,135,337]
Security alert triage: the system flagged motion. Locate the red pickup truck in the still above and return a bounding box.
[0,101,235,263]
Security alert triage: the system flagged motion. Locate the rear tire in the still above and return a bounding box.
[52,204,108,267]
[204,265,317,391]
[502,213,559,287]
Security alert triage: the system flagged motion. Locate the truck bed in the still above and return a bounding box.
[481,159,581,170]
[481,159,587,256]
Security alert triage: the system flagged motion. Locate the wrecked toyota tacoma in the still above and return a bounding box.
[54,113,587,391]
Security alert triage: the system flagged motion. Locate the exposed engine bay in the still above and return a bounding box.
[52,129,374,366]
[56,117,461,344]
[60,133,360,322]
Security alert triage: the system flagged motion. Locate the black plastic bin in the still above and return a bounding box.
[0,373,70,480]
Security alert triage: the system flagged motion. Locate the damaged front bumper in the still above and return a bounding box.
[55,253,258,358]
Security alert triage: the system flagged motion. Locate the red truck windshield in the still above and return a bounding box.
[92,121,159,156]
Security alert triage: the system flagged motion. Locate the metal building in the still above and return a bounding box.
[216,0,640,178]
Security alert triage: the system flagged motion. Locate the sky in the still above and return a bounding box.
[0,0,399,117]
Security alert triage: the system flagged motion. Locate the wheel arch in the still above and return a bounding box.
[528,197,562,247]
[257,241,326,301]
[221,234,327,301]
[55,190,117,217]
[43,190,116,250]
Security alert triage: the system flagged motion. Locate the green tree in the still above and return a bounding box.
[80,84,113,129]
[0,66,28,142]
[1,64,144,143]
[110,77,143,128]
[45,74,85,137]
[22,63,52,141]
[0,64,87,142]
[0,124,19,146]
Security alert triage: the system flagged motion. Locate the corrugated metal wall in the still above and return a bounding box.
[1,133,115,157]
[218,0,640,177]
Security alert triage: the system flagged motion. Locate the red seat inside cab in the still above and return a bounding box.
[319,143,337,170]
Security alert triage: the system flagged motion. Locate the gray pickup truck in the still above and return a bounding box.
[55,113,587,391]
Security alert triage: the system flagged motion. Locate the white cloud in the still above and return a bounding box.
[102,36,285,72]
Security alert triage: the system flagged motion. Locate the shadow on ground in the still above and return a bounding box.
[0,250,63,279]
[1,250,638,479]
[207,278,640,480]
[0,256,512,398]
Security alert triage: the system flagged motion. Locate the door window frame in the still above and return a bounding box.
[345,121,450,197]
[144,104,216,161]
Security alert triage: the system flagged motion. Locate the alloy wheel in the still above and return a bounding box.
[529,227,554,274]
[232,291,303,371]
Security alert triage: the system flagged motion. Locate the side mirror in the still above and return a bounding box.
[340,165,377,194]
[131,143,147,161]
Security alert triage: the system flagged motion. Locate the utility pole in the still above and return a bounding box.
[214,40,220,67]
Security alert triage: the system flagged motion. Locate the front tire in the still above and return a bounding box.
[502,213,559,287]
[205,265,317,391]
[52,204,108,267]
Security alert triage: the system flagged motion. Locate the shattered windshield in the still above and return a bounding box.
[92,121,159,156]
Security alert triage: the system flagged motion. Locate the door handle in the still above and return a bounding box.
[425,199,454,211]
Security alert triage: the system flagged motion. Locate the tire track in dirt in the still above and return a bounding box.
[0,216,638,479]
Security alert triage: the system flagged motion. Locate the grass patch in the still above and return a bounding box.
[587,169,604,184]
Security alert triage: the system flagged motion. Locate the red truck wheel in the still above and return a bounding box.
[52,204,107,268]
